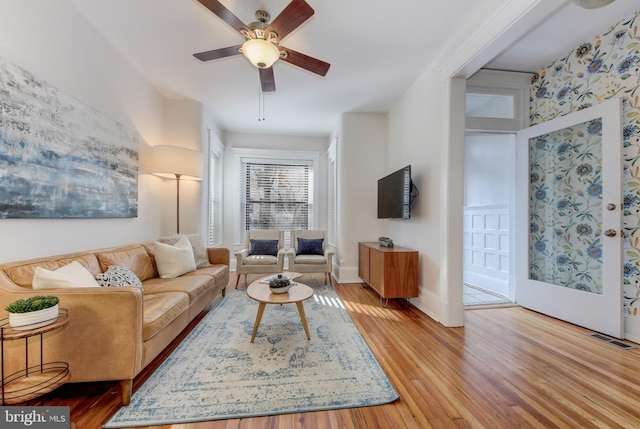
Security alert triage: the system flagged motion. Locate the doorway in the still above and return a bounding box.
[463,132,514,306]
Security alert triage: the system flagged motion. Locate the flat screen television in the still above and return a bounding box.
[377,165,418,219]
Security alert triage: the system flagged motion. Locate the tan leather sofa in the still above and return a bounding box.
[0,241,229,405]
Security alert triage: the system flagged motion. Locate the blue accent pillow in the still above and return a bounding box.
[297,237,324,255]
[249,239,279,256]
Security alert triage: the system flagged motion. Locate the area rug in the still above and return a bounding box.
[104,285,399,428]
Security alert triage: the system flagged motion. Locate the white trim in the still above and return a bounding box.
[466,70,533,131]
[333,265,362,284]
[439,0,567,79]
[624,315,640,344]
[441,76,466,327]
[439,0,568,327]
[207,129,224,247]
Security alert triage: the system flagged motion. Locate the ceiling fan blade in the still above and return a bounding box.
[259,67,276,92]
[279,47,330,76]
[193,45,242,62]
[267,0,314,41]
[196,0,247,33]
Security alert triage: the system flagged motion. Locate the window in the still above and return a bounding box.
[466,69,532,131]
[466,93,515,119]
[242,161,311,235]
[328,139,337,247]
[207,133,224,246]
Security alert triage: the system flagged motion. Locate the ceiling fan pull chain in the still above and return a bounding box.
[258,83,262,122]
[258,83,266,122]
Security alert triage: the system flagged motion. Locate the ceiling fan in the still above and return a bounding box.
[193,0,330,92]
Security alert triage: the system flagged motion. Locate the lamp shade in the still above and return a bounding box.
[152,145,203,181]
[242,38,280,69]
[573,0,614,9]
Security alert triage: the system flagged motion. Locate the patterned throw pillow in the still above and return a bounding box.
[297,238,324,255]
[95,266,143,289]
[249,239,279,256]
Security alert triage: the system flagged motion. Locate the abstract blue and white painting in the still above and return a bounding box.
[0,58,138,218]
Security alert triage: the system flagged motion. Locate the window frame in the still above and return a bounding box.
[231,148,320,247]
[241,159,313,234]
[207,132,224,247]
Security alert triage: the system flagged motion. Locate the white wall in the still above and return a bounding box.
[464,134,513,207]
[334,113,388,282]
[160,100,222,236]
[387,65,447,321]
[382,0,559,326]
[0,0,165,262]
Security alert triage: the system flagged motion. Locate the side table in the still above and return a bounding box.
[246,279,314,343]
[1,309,70,405]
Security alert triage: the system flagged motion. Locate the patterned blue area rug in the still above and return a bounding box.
[104,285,398,428]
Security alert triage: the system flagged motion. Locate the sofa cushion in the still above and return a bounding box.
[158,234,210,268]
[185,264,229,283]
[142,292,189,341]
[4,254,102,288]
[142,275,212,304]
[95,266,143,289]
[97,245,156,282]
[154,237,197,278]
[294,254,327,265]
[32,261,101,289]
[244,254,278,265]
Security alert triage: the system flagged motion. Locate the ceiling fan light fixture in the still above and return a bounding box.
[572,0,615,9]
[241,38,280,69]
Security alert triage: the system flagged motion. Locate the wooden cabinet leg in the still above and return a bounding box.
[120,379,132,405]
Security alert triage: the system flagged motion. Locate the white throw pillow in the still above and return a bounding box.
[158,233,209,268]
[154,235,197,278]
[33,261,100,289]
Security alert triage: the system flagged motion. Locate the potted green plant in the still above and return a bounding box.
[5,295,60,330]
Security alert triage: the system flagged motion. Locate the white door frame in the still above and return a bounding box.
[440,0,570,327]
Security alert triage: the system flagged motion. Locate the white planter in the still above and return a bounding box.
[9,304,59,330]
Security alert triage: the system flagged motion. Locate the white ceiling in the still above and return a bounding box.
[69,0,639,137]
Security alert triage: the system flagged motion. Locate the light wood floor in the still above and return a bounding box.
[32,273,640,428]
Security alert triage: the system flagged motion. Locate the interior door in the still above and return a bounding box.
[515,98,623,338]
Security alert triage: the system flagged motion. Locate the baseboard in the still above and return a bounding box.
[409,288,443,324]
[333,265,363,284]
[624,315,640,344]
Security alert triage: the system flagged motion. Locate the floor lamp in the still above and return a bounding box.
[152,145,203,234]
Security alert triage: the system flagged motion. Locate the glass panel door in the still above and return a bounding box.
[529,120,603,293]
[516,98,623,338]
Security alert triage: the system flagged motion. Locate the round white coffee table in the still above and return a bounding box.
[246,275,314,343]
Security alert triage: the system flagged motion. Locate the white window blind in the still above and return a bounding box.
[328,156,337,246]
[243,161,310,233]
[208,138,223,247]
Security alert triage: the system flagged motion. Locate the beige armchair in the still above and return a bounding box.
[235,230,286,288]
[287,230,334,283]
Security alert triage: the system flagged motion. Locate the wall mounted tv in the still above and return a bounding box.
[377,165,419,219]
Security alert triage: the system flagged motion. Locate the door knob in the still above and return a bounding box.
[607,203,616,211]
[605,229,617,237]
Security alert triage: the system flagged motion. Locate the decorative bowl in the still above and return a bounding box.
[269,274,291,294]
[9,304,59,330]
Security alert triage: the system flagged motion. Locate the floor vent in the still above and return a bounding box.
[587,333,637,349]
